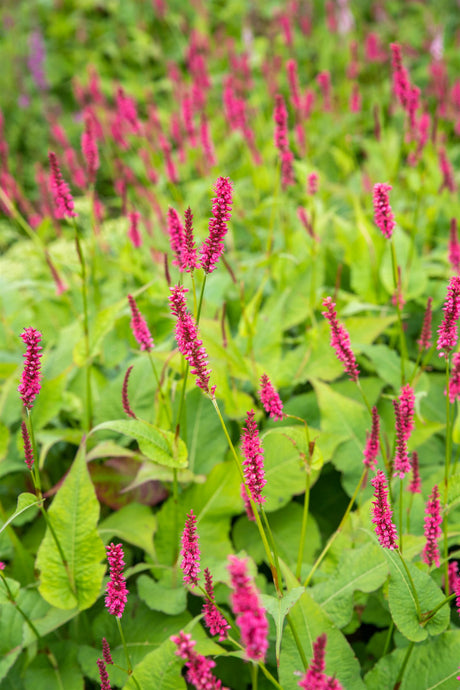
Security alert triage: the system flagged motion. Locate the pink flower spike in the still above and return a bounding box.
[456,578,460,618]
[18,327,43,409]
[408,451,421,494]
[21,421,34,470]
[200,177,233,274]
[448,561,459,595]
[259,374,284,421]
[390,43,410,108]
[167,207,185,268]
[448,352,460,403]
[274,94,289,151]
[298,634,344,690]
[122,365,136,419]
[81,114,99,184]
[102,638,113,665]
[97,658,112,690]
[417,297,432,351]
[180,510,200,587]
[363,407,380,470]
[322,297,359,382]
[241,482,256,521]
[241,410,266,505]
[307,172,318,195]
[127,295,154,352]
[228,555,269,662]
[437,276,460,356]
[171,631,228,690]
[399,384,415,441]
[373,183,395,239]
[393,400,411,479]
[105,543,129,618]
[182,207,199,272]
[371,470,398,550]
[203,568,230,641]
[48,151,77,219]
[422,485,442,568]
[439,147,456,193]
[169,285,215,396]
[449,219,460,274]
[127,211,142,248]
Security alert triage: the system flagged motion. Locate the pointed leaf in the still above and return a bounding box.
[261,587,304,663]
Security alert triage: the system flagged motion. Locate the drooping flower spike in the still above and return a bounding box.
[371,470,398,550]
[121,365,136,419]
[127,294,154,352]
[227,555,269,662]
[437,276,460,356]
[322,297,359,382]
[180,510,200,587]
[259,374,284,421]
[200,176,233,274]
[105,543,129,618]
[18,327,43,409]
[422,485,442,568]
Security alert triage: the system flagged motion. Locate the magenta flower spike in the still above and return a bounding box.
[408,451,422,494]
[21,421,34,470]
[393,400,411,479]
[241,410,266,505]
[448,561,459,595]
[363,406,380,470]
[448,352,460,402]
[371,470,398,550]
[227,555,269,662]
[203,568,230,641]
[48,151,77,219]
[121,365,136,419]
[372,183,395,239]
[81,114,99,184]
[422,485,442,568]
[308,172,318,195]
[322,297,359,382]
[169,285,215,396]
[439,147,456,193]
[171,631,228,690]
[448,219,460,274]
[241,482,256,521]
[0,562,5,570]
[298,633,326,689]
[102,638,113,665]
[437,276,460,356]
[399,384,415,441]
[127,294,154,352]
[127,211,142,248]
[105,543,129,618]
[390,43,410,108]
[417,297,433,351]
[259,373,284,421]
[200,176,234,274]
[182,207,199,272]
[97,658,112,690]
[180,510,200,587]
[456,578,460,618]
[274,93,289,151]
[18,327,43,409]
[167,207,185,268]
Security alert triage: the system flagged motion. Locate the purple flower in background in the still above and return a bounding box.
[180,510,200,587]
[437,276,460,356]
[102,638,113,665]
[18,327,43,409]
[21,421,34,470]
[228,555,269,662]
[241,410,266,505]
[105,543,129,618]
[203,568,230,641]
[200,177,233,273]
[81,114,99,184]
[373,183,395,239]
[363,406,380,470]
[371,470,398,550]
[448,219,460,274]
[127,294,154,351]
[28,30,48,91]
[422,485,442,568]
[259,373,284,420]
[322,297,359,382]
[127,211,142,248]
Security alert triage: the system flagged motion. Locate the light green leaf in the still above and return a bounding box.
[91,419,188,469]
[137,575,187,615]
[32,373,67,430]
[99,503,156,560]
[0,493,42,537]
[385,549,449,642]
[73,299,124,366]
[36,443,106,610]
[261,587,304,663]
[123,638,186,690]
[0,422,9,461]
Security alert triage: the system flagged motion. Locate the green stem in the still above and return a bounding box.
[26,408,41,490]
[420,592,455,624]
[303,468,367,587]
[394,641,414,689]
[399,478,404,555]
[286,613,308,669]
[382,621,394,656]
[266,159,281,257]
[74,225,93,432]
[116,617,141,689]
[146,351,172,427]
[251,663,258,690]
[443,355,452,595]
[397,550,421,621]
[227,635,284,690]
[0,571,42,641]
[296,420,312,580]
[261,508,283,596]
[390,238,408,385]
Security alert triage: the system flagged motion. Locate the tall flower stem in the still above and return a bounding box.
[303,467,367,588]
[73,221,93,432]
[146,351,171,427]
[0,570,42,640]
[226,635,284,690]
[292,417,313,580]
[397,550,421,620]
[250,663,258,690]
[260,508,283,597]
[394,641,414,688]
[116,617,141,690]
[399,478,404,554]
[390,239,408,385]
[443,355,452,594]
[266,160,281,258]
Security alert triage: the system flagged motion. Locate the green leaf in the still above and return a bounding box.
[0,422,9,461]
[73,299,124,366]
[261,587,304,664]
[385,549,449,642]
[123,638,186,690]
[311,543,388,628]
[137,575,187,615]
[364,630,460,689]
[360,344,403,393]
[279,564,366,690]
[99,503,156,560]
[0,493,42,537]
[31,373,67,430]
[35,443,106,610]
[91,419,188,469]
[23,640,84,690]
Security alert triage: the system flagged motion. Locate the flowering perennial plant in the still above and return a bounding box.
[371,471,398,550]
[105,543,129,618]
[167,207,185,268]
[322,297,359,382]
[241,409,266,505]
[203,568,230,641]
[18,327,43,409]
[180,510,201,586]
[200,176,233,273]
[363,406,380,470]
[171,631,228,690]
[127,294,154,351]
[182,206,199,272]
[81,114,99,183]
[121,365,136,419]
[96,658,111,690]
[422,485,442,568]
[408,451,422,494]
[372,183,395,239]
[398,384,415,441]
[298,634,343,690]
[228,555,269,662]
[417,297,433,351]
[259,373,284,421]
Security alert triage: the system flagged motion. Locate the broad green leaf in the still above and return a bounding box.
[36,443,106,610]
[385,549,449,642]
[23,640,84,690]
[91,419,188,469]
[137,575,187,615]
[279,564,366,690]
[360,344,403,393]
[73,300,124,366]
[31,373,67,430]
[98,503,156,560]
[0,493,42,537]
[0,600,23,683]
[0,577,20,603]
[123,638,186,690]
[11,492,40,527]
[311,543,388,628]
[261,587,304,664]
[364,630,460,690]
